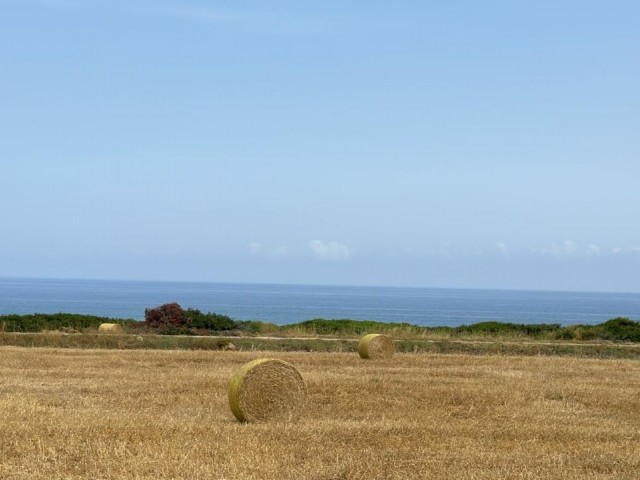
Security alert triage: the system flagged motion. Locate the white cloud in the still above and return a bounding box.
[534,242,640,258]
[612,246,640,256]
[308,240,351,261]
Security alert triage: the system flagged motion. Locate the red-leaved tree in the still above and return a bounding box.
[144,302,189,329]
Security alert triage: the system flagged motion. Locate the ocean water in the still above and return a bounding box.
[0,278,639,327]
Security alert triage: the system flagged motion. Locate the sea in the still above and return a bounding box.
[0,277,639,327]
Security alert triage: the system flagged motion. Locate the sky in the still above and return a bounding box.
[1,0,639,292]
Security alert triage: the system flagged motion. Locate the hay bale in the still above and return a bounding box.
[228,358,306,423]
[98,323,123,334]
[358,333,394,359]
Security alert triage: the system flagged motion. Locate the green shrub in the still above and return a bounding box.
[454,321,561,338]
[235,320,263,334]
[184,308,235,331]
[283,318,418,335]
[0,313,134,333]
[599,317,640,341]
[554,328,577,340]
[2,312,639,343]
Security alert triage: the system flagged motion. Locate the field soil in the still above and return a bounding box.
[0,347,638,479]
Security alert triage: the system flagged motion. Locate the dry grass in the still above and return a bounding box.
[98,323,123,334]
[0,347,639,479]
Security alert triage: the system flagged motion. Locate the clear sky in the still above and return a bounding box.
[1,1,639,292]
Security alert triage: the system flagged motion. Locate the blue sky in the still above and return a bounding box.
[1,0,639,291]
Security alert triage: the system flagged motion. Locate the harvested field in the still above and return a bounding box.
[0,347,639,479]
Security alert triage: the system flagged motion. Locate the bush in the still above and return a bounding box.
[554,328,577,340]
[599,317,640,341]
[0,313,133,333]
[454,322,561,338]
[144,303,188,329]
[142,305,255,335]
[236,320,263,334]
[184,308,235,331]
[285,319,417,335]
[572,326,601,341]
[553,319,640,342]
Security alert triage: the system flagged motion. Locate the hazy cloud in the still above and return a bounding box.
[308,240,351,261]
[530,241,640,258]
[247,242,263,255]
[495,242,510,257]
[246,242,290,258]
[540,240,578,257]
[585,244,601,256]
[437,242,452,257]
[612,246,640,256]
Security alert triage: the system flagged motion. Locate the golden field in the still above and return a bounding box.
[0,347,638,479]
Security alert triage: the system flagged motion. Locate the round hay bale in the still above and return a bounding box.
[228,358,306,423]
[98,323,123,334]
[358,333,394,359]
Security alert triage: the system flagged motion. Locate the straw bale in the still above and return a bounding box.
[228,358,306,423]
[358,333,394,359]
[98,323,123,334]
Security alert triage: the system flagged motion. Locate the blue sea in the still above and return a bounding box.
[0,278,639,327]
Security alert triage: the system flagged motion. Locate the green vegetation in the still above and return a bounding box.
[184,308,234,330]
[184,309,262,334]
[0,313,136,333]
[0,310,261,336]
[453,321,562,337]
[275,317,640,343]
[1,310,639,344]
[278,318,423,335]
[141,303,262,335]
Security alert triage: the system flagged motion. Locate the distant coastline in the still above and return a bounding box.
[1,277,639,327]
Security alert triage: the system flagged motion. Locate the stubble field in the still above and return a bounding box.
[0,347,638,479]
